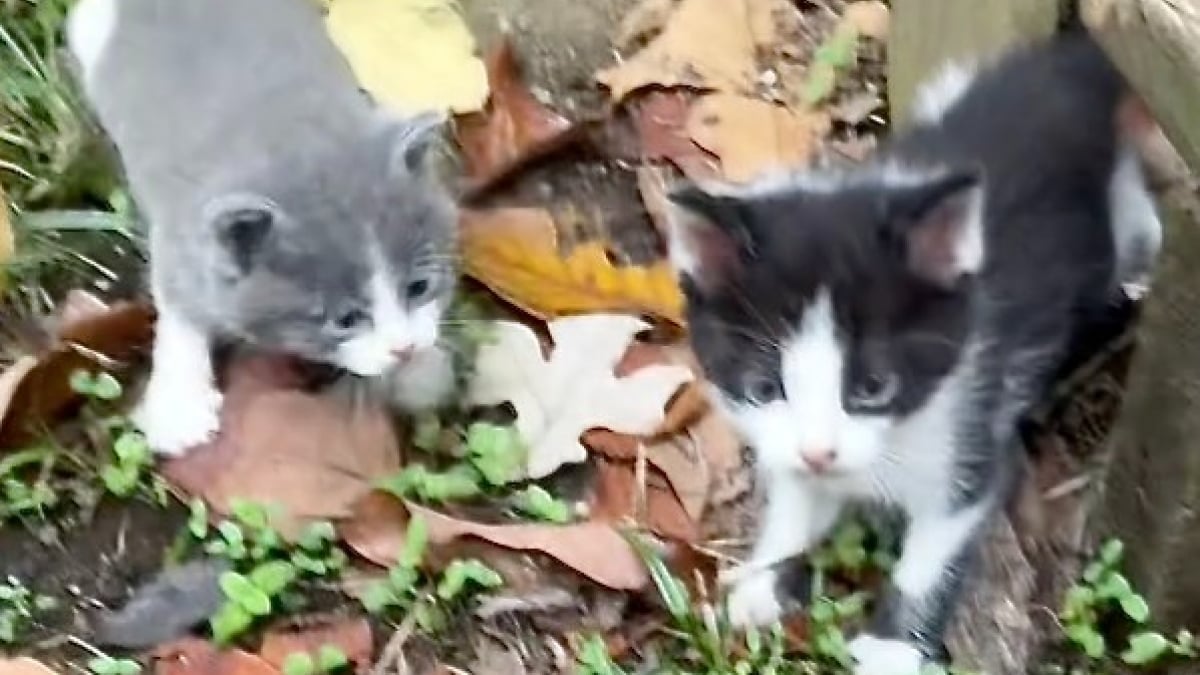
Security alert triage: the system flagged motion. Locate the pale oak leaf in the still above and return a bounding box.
[468,315,693,478]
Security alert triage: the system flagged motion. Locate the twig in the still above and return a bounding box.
[370,613,417,675]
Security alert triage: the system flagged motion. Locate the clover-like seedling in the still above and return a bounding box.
[88,656,141,675]
[435,559,503,601]
[513,485,571,523]
[377,464,482,503]
[210,561,297,644]
[360,516,428,615]
[70,370,123,401]
[100,430,151,497]
[465,422,525,487]
[281,647,348,675]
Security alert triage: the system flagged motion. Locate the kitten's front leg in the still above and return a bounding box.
[848,504,990,675]
[133,304,223,456]
[724,475,843,627]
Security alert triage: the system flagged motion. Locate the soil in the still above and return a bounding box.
[0,499,187,666]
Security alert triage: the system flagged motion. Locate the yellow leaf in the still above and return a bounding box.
[596,0,804,102]
[325,0,488,114]
[460,208,685,325]
[687,94,830,183]
[842,1,890,40]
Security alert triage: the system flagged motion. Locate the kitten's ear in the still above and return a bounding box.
[205,193,278,273]
[664,184,753,292]
[886,167,985,288]
[388,111,446,175]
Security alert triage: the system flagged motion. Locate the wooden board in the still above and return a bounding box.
[1083,0,1200,173]
[887,0,1061,128]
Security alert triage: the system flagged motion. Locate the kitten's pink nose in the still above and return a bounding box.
[391,345,414,362]
[800,448,836,473]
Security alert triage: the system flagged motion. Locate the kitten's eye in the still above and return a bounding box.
[332,308,370,331]
[847,371,899,410]
[406,278,430,301]
[741,373,782,404]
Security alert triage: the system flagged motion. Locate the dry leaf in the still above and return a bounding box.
[260,618,373,675]
[460,208,685,325]
[0,298,154,447]
[692,406,747,506]
[645,434,710,521]
[614,0,678,50]
[468,315,692,478]
[597,0,804,102]
[344,494,648,589]
[842,1,890,40]
[409,502,649,590]
[162,353,401,538]
[326,0,488,114]
[591,459,698,541]
[687,94,830,182]
[455,39,576,191]
[0,185,13,270]
[632,91,720,181]
[0,658,60,675]
[153,639,279,675]
[340,490,415,567]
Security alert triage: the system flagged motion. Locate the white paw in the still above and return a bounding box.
[848,635,925,675]
[723,566,783,628]
[133,379,223,457]
[1121,278,1151,302]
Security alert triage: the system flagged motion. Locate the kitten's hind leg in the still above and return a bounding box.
[723,476,843,628]
[133,304,223,456]
[848,503,990,675]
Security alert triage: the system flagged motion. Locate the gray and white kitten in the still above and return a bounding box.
[67,0,459,455]
[665,34,1160,674]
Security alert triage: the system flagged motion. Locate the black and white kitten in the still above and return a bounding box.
[665,33,1160,674]
[67,0,459,455]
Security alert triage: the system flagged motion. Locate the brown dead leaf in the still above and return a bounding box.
[597,0,804,102]
[343,493,649,590]
[461,208,685,325]
[455,39,576,192]
[632,91,720,181]
[591,459,698,542]
[152,639,279,675]
[162,353,400,538]
[842,0,890,40]
[260,618,373,675]
[340,489,413,567]
[687,94,830,182]
[0,658,61,675]
[411,501,649,590]
[0,297,154,447]
[646,434,709,521]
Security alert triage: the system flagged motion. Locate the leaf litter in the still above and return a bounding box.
[0,0,893,671]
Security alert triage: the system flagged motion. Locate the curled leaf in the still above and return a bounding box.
[461,208,685,325]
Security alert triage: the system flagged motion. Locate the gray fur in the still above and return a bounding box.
[70,0,457,361]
